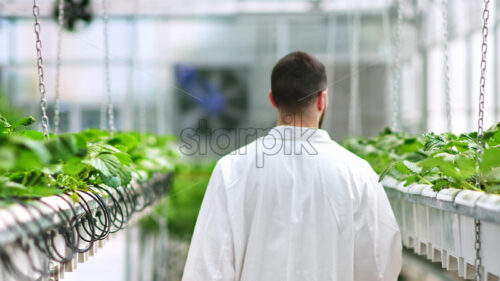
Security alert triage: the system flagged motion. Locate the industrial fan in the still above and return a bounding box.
[53,0,94,32]
[174,64,249,135]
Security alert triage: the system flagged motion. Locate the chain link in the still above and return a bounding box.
[441,0,452,132]
[477,0,489,140]
[54,0,65,134]
[391,0,403,131]
[102,0,116,132]
[474,218,482,281]
[33,0,49,138]
[474,1,490,280]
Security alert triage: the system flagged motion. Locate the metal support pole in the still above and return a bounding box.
[323,14,336,132]
[494,20,499,122]
[382,6,393,129]
[348,14,361,136]
[392,0,404,131]
[125,228,132,281]
[125,10,138,131]
[466,32,474,131]
[275,18,289,59]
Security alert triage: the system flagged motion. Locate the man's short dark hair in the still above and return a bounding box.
[271,51,327,113]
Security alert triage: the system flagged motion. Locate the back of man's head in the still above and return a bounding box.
[271,51,327,114]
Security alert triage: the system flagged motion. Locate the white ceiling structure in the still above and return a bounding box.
[0,0,393,18]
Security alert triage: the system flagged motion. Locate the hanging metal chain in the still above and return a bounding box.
[391,0,403,131]
[33,0,49,138]
[477,0,489,141]
[102,0,116,132]
[54,0,65,134]
[474,1,490,280]
[441,0,452,132]
[474,217,482,281]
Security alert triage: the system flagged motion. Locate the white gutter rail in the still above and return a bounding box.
[382,177,500,280]
[0,173,173,281]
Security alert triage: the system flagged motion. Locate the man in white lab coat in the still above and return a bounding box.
[182,51,402,281]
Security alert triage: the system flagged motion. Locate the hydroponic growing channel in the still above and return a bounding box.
[342,124,500,279]
[0,114,177,280]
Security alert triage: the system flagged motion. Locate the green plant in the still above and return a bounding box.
[341,123,500,193]
[139,160,216,239]
[0,114,177,202]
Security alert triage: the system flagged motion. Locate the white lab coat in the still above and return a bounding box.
[182,126,402,281]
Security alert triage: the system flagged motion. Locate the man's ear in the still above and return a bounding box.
[316,90,327,112]
[325,89,329,107]
[268,90,278,109]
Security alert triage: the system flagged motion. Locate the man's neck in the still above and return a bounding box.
[276,113,319,129]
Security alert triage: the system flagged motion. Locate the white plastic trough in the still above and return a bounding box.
[382,177,500,281]
[0,173,172,281]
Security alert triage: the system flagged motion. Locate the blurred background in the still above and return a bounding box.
[1,0,499,280]
[2,0,499,140]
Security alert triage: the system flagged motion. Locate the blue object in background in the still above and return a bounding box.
[175,64,226,117]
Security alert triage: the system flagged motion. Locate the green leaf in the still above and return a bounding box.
[100,166,132,188]
[83,154,114,176]
[70,192,80,202]
[10,136,51,164]
[402,160,422,174]
[480,147,500,173]
[394,161,414,175]
[455,154,476,178]
[113,152,132,166]
[492,130,500,145]
[432,178,451,191]
[79,128,111,142]
[15,150,43,170]
[402,174,420,186]
[63,157,86,175]
[0,177,27,191]
[13,130,45,140]
[379,162,395,182]
[0,179,63,198]
[11,116,35,130]
[45,135,87,162]
[41,164,62,175]
[483,122,500,144]
[24,186,64,197]
[396,138,424,154]
[108,134,139,152]
[0,115,11,136]
[0,147,15,171]
[87,143,120,158]
[83,153,131,188]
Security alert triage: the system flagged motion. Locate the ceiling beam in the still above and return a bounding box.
[0,1,390,19]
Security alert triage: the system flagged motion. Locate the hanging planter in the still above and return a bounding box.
[0,172,173,281]
[0,113,177,280]
[383,178,500,279]
[341,117,500,280]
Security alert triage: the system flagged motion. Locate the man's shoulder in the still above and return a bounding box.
[211,137,264,187]
[320,140,377,181]
[218,136,263,166]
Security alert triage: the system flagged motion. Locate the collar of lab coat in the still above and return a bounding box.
[266,125,332,142]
